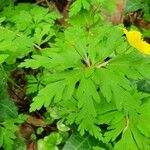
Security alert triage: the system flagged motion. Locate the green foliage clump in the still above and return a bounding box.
[1,3,61,45]
[0,0,150,149]
[37,132,68,150]
[20,24,150,148]
[0,26,33,64]
[0,3,61,64]
[0,67,26,150]
[0,115,26,150]
[69,0,118,16]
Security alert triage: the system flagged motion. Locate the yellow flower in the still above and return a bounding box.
[123,29,150,55]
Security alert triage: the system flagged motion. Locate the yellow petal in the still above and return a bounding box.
[138,41,150,55]
[123,29,150,55]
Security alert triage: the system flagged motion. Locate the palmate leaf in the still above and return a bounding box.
[114,122,150,150]
[0,26,34,64]
[68,10,102,28]
[92,67,145,112]
[99,110,150,150]
[136,99,150,138]
[30,69,83,112]
[63,134,92,150]
[30,69,103,139]
[107,52,150,79]
[69,0,90,16]
[75,76,102,139]
[69,0,118,16]
[55,97,103,140]
[20,25,123,69]
[0,3,61,45]
[29,67,102,138]
[19,55,52,69]
[63,134,104,150]
[99,96,150,150]
[20,25,150,139]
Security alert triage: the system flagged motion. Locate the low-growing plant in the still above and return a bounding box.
[0,66,26,150]
[0,0,150,149]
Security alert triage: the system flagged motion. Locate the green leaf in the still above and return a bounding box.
[124,0,149,14]
[64,133,106,150]
[0,115,26,150]
[30,80,65,112]
[30,69,82,112]
[13,137,27,150]
[0,17,6,23]
[92,68,141,111]
[93,146,105,150]
[57,120,70,132]
[69,0,118,17]
[0,76,18,121]
[69,0,83,16]
[115,128,138,150]
[136,99,150,137]
[37,132,63,150]
[0,0,12,9]
[114,125,150,150]
[108,52,150,79]
[0,98,18,121]
[0,26,34,64]
[26,75,39,94]
[0,54,9,64]
[102,102,150,150]
[68,10,102,28]
[20,25,150,140]
[0,3,61,45]
[63,134,92,150]
[19,55,52,69]
[101,111,124,142]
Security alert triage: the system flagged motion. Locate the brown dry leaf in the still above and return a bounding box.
[19,123,35,139]
[27,115,46,127]
[28,142,37,150]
